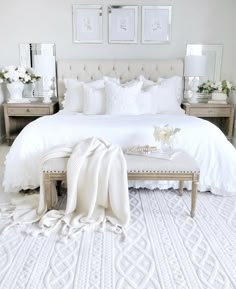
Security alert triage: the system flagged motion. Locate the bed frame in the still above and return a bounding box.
[57,58,184,106]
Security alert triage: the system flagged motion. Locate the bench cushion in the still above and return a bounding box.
[43,151,199,174]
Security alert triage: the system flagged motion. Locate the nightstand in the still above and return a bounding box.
[182,103,235,141]
[3,101,59,145]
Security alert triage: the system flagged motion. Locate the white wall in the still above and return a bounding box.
[229,0,236,145]
[0,0,235,141]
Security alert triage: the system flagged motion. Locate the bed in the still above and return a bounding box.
[3,59,236,196]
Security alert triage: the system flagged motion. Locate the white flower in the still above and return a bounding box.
[226,81,232,89]
[0,78,3,84]
[153,125,181,143]
[5,71,19,82]
[23,75,31,82]
[0,65,41,84]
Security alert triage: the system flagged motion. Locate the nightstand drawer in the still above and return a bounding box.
[7,106,50,116]
[189,107,231,117]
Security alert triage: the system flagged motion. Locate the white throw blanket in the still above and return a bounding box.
[1,138,130,237]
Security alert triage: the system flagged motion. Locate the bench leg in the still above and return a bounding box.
[179,180,184,196]
[191,175,199,217]
[44,173,52,210]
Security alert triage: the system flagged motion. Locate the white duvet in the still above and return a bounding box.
[3,110,236,196]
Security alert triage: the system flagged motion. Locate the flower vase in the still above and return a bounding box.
[211,92,227,101]
[7,81,24,102]
[24,83,35,98]
[159,140,173,153]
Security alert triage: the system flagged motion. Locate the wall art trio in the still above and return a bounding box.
[72,5,172,44]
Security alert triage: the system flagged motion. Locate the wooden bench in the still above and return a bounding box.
[43,151,200,217]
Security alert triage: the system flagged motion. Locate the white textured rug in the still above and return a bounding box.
[0,188,236,289]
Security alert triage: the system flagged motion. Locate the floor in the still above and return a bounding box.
[0,143,10,201]
[1,143,236,289]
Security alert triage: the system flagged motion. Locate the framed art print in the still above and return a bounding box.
[142,6,172,44]
[73,5,103,43]
[108,6,138,44]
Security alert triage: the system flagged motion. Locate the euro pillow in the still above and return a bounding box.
[158,76,183,104]
[137,84,184,114]
[105,81,143,115]
[138,75,158,88]
[139,75,183,104]
[152,85,184,114]
[82,77,120,115]
[83,86,105,115]
[63,79,104,112]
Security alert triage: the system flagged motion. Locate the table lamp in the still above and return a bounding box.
[184,55,206,103]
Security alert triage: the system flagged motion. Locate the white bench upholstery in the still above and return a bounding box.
[43,151,200,217]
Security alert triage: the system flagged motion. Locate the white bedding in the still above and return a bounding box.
[3,110,236,196]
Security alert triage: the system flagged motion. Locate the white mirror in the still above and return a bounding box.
[184,44,223,102]
[186,44,223,82]
[19,43,57,102]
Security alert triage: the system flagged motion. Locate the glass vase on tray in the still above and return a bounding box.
[153,125,181,154]
[159,139,174,153]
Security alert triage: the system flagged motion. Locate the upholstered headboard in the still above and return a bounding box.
[57,59,184,105]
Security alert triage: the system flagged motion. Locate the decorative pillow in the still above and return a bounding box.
[63,79,104,112]
[136,90,153,114]
[83,86,105,115]
[158,76,184,104]
[138,75,183,104]
[150,85,184,114]
[138,75,158,89]
[82,77,120,115]
[136,83,184,114]
[103,76,120,84]
[105,81,143,115]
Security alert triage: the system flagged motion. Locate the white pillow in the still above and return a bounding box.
[103,76,120,84]
[63,79,105,112]
[136,84,184,114]
[82,77,120,115]
[136,90,153,114]
[151,85,183,114]
[138,75,158,89]
[158,76,183,104]
[105,81,143,115]
[138,75,183,104]
[83,86,105,115]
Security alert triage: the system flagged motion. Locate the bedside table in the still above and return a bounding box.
[182,103,235,141]
[3,101,59,145]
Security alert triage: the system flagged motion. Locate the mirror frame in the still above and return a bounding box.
[19,43,57,99]
[186,44,223,82]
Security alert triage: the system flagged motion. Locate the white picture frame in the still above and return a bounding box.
[186,44,223,82]
[142,6,172,44]
[73,5,103,43]
[108,5,138,44]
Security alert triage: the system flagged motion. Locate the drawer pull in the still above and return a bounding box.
[26,108,30,112]
[208,109,213,113]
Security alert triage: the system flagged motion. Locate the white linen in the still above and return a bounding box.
[38,137,129,233]
[3,111,236,196]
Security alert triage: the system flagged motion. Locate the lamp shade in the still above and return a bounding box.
[184,55,206,77]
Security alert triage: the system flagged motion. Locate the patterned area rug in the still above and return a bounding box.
[0,188,236,289]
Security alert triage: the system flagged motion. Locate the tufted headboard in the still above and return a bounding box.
[57,59,184,105]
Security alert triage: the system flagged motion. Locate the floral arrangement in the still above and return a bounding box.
[0,65,40,84]
[197,80,236,96]
[153,125,181,143]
